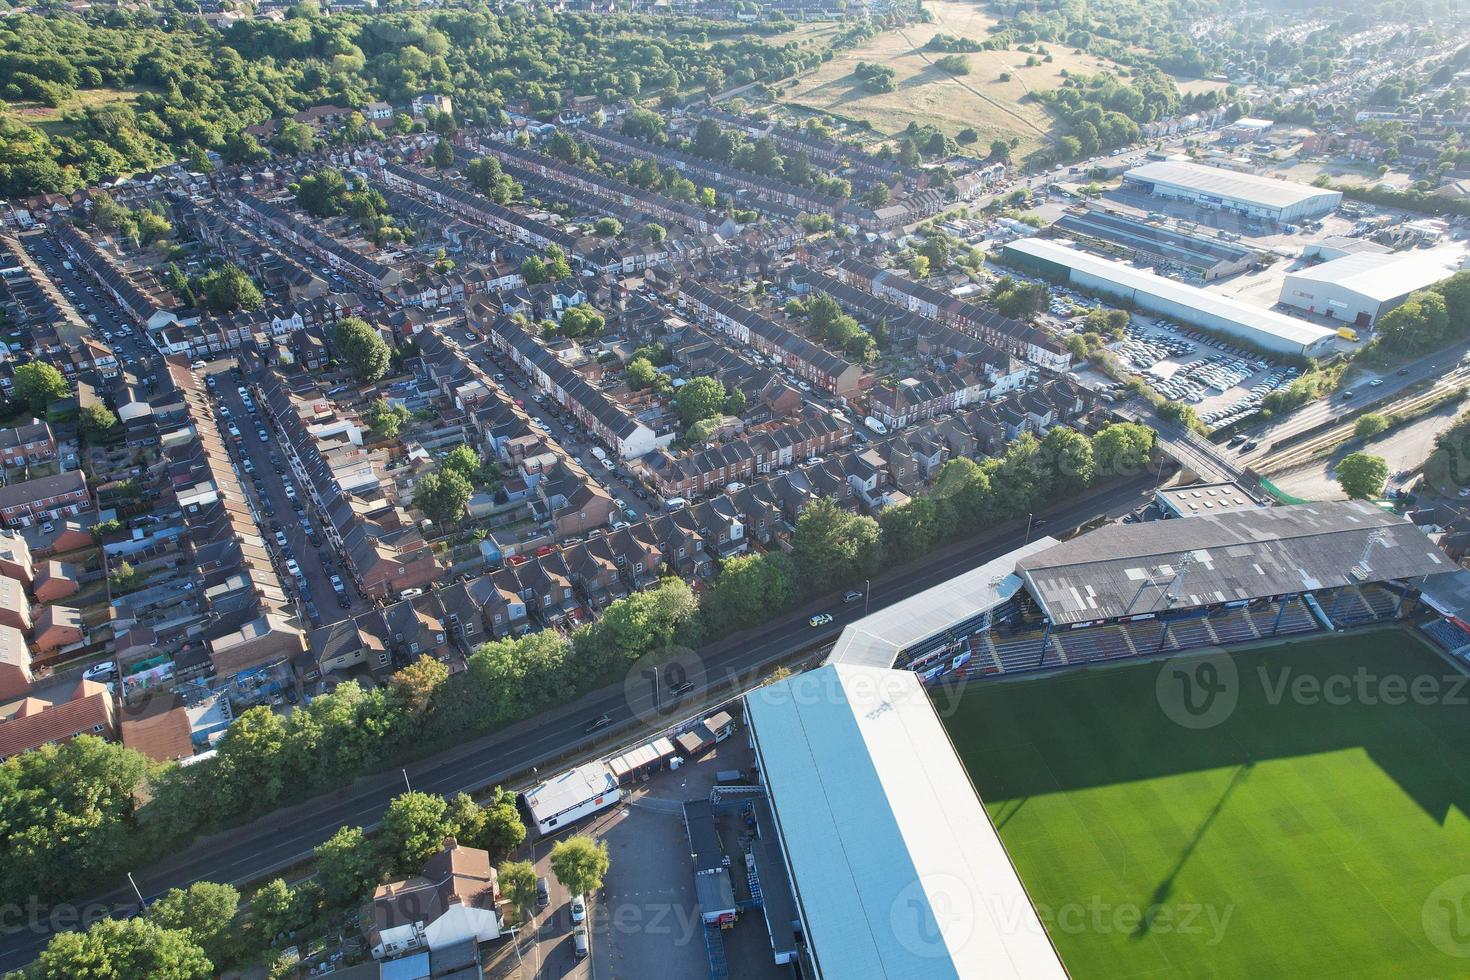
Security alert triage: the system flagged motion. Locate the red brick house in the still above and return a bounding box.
[0,471,90,529]
[0,419,57,468]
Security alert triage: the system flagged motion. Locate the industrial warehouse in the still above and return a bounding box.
[1279,248,1465,327]
[1052,208,1258,280]
[1123,160,1344,224]
[1001,237,1339,357]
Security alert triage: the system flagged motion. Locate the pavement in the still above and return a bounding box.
[0,473,1155,973]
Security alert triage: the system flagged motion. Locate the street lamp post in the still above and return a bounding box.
[1024,512,1034,544]
[401,768,412,793]
[864,578,870,616]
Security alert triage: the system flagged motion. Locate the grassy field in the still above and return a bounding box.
[0,87,142,138]
[779,0,1116,157]
[945,630,1470,979]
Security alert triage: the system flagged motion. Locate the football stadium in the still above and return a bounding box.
[771,499,1470,978]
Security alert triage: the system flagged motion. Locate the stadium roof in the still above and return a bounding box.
[1016,501,1450,625]
[746,664,1067,980]
[1125,160,1340,211]
[1284,249,1463,303]
[826,538,1057,670]
[1005,238,1338,351]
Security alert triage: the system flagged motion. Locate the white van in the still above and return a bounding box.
[590,446,608,462]
[864,417,889,436]
[664,496,687,511]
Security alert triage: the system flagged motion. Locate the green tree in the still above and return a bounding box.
[520,256,548,284]
[148,881,240,966]
[1091,422,1155,476]
[481,787,527,856]
[1354,413,1389,438]
[413,469,473,526]
[626,357,659,390]
[791,497,883,596]
[593,216,623,237]
[79,402,118,440]
[379,791,452,873]
[432,138,455,169]
[314,825,380,908]
[1040,425,1095,490]
[333,317,391,383]
[365,399,411,439]
[499,859,539,924]
[643,223,667,243]
[558,305,605,338]
[724,388,747,415]
[702,552,795,635]
[877,497,943,563]
[549,835,611,899]
[30,917,212,980]
[1336,452,1388,500]
[13,361,68,412]
[249,878,312,946]
[675,376,727,426]
[442,445,488,486]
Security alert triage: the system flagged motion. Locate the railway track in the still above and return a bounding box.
[1255,371,1470,475]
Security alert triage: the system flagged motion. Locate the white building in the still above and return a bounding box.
[1123,161,1342,224]
[369,839,502,960]
[1280,249,1464,327]
[1003,238,1338,358]
[522,761,621,836]
[745,663,1068,980]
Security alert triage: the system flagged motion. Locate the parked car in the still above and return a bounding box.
[843,590,864,603]
[573,925,589,959]
[536,877,551,910]
[83,661,117,682]
[571,894,586,923]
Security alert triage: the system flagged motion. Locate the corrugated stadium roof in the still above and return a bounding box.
[1125,160,1341,211]
[826,537,1056,669]
[746,664,1067,980]
[1017,501,1448,625]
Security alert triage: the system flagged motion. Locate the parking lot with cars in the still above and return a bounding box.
[1109,319,1297,430]
[209,368,367,630]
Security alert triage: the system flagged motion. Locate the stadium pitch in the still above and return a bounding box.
[945,629,1470,979]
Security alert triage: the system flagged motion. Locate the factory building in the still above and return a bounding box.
[1280,249,1464,328]
[1052,209,1257,281]
[1002,238,1338,358]
[1123,161,1343,224]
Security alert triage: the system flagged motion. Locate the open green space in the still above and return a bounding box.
[946,630,1470,979]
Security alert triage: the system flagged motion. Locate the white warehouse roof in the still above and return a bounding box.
[1284,249,1463,303]
[1006,238,1338,353]
[1126,160,1340,212]
[746,664,1067,980]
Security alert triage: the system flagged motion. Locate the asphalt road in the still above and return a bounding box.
[212,373,370,630]
[0,474,1154,972]
[1235,341,1470,466]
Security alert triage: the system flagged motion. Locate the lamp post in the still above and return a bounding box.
[864,578,870,616]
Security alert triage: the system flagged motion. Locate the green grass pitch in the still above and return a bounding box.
[944,629,1470,979]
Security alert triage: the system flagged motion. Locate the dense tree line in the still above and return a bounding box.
[0,5,824,198]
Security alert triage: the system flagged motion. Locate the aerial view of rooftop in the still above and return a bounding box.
[1,0,1468,977]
